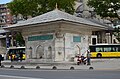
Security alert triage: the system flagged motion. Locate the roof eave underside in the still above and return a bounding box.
[4,19,110,31]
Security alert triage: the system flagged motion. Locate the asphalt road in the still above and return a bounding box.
[0,69,120,79]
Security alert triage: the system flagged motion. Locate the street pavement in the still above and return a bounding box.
[1,58,120,70]
[0,67,120,79]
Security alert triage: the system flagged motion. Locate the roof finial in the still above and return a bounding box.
[55,3,58,10]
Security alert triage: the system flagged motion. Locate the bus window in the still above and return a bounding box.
[7,47,26,60]
[96,47,103,52]
[111,47,115,52]
[89,46,95,52]
[104,47,112,52]
[115,47,118,52]
[111,47,117,52]
[108,47,112,52]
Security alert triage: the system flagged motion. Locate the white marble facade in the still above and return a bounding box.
[25,32,89,62]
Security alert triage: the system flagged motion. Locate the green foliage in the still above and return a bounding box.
[15,32,25,46]
[87,0,120,20]
[114,27,120,42]
[7,0,76,18]
[7,0,38,18]
[88,0,120,42]
[47,0,75,14]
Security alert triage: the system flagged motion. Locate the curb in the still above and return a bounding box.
[0,65,91,70]
[1,65,119,70]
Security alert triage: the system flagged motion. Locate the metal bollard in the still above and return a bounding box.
[10,65,14,69]
[36,66,40,69]
[21,66,25,69]
[52,66,57,70]
[1,65,5,68]
[89,67,94,70]
[70,67,75,70]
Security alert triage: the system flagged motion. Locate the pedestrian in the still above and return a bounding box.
[86,50,91,65]
[77,55,81,65]
[81,54,84,63]
[19,53,23,62]
[81,54,86,65]
[10,53,13,62]
[0,54,2,66]
[12,54,16,61]
[16,52,19,61]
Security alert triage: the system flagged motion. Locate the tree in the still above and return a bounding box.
[12,32,25,46]
[87,0,120,21]
[7,0,76,19]
[15,32,25,46]
[7,0,76,46]
[87,0,120,43]
[7,0,38,19]
[114,27,120,42]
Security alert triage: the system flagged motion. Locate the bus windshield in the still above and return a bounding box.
[6,47,26,60]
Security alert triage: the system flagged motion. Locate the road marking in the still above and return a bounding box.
[0,75,44,79]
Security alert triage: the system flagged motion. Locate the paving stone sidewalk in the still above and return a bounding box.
[1,59,120,70]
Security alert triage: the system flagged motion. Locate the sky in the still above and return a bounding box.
[0,0,12,4]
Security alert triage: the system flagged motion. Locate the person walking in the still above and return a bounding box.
[87,50,91,65]
[10,53,13,62]
[0,54,2,66]
[19,53,23,62]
